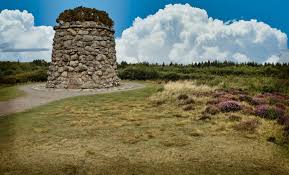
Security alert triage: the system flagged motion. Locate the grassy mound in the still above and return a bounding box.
[56,6,114,28]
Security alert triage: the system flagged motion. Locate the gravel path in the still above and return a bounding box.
[0,82,145,117]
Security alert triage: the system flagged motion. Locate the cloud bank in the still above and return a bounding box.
[0,9,54,62]
[1,5,288,63]
[116,4,289,64]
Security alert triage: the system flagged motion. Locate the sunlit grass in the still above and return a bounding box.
[0,81,289,175]
[0,85,25,101]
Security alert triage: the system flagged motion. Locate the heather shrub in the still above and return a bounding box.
[205,105,220,115]
[177,94,189,100]
[275,103,286,110]
[178,97,195,106]
[152,99,166,106]
[206,99,219,105]
[283,125,289,144]
[250,96,268,105]
[221,94,239,101]
[228,114,242,121]
[267,137,276,143]
[277,115,289,125]
[213,91,226,98]
[182,104,194,111]
[267,93,289,105]
[217,100,242,112]
[254,105,284,120]
[185,98,195,104]
[241,105,254,115]
[284,126,289,136]
[199,114,212,121]
[234,119,260,132]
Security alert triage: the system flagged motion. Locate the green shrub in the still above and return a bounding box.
[0,76,17,84]
[254,105,284,120]
[234,119,260,132]
[118,67,159,80]
[161,72,181,81]
[29,70,48,82]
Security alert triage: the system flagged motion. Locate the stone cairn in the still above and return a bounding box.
[46,7,120,89]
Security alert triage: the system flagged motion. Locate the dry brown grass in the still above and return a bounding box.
[0,81,289,175]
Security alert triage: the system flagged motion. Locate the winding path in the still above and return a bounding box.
[0,82,145,117]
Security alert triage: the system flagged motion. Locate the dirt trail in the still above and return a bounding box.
[0,82,144,116]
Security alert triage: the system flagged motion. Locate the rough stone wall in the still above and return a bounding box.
[46,21,120,89]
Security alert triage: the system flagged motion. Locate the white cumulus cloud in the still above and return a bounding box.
[116,4,289,64]
[0,9,54,62]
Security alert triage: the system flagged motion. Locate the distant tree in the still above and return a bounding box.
[32,59,48,66]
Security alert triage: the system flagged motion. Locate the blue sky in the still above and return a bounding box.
[0,0,288,63]
[1,0,288,37]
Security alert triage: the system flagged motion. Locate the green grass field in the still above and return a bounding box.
[0,85,25,101]
[0,81,289,175]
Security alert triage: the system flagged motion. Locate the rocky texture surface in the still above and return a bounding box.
[46,21,120,89]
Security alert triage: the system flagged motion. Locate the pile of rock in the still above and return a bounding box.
[46,15,120,89]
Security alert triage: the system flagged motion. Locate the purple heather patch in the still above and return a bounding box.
[217,100,242,112]
[254,105,284,120]
[277,115,289,126]
[250,97,268,105]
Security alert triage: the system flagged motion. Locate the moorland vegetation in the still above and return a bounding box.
[1,60,288,94]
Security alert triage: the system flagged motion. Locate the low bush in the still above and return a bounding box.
[177,94,189,100]
[284,125,289,136]
[182,104,194,111]
[267,137,276,143]
[178,97,195,106]
[0,76,17,84]
[160,72,181,81]
[254,105,284,120]
[199,113,212,120]
[205,105,220,115]
[228,114,242,121]
[241,105,254,115]
[277,115,289,126]
[1,61,289,95]
[217,100,242,112]
[0,70,47,84]
[118,67,159,80]
[234,119,260,132]
[250,96,269,105]
[0,60,48,85]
